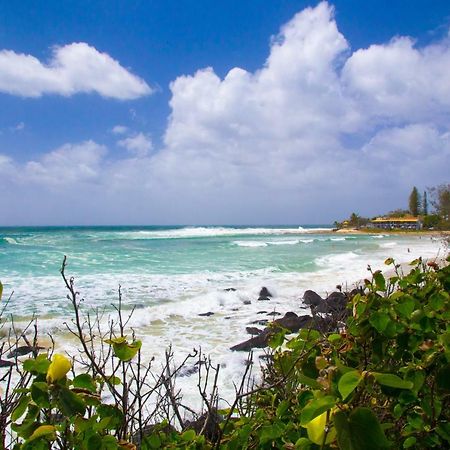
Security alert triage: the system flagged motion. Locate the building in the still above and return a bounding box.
[369,217,422,230]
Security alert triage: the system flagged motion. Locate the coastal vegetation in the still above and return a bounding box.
[335,184,450,231]
[0,253,449,449]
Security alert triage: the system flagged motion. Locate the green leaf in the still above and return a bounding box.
[31,382,50,408]
[294,437,312,449]
[180,429,196,442]
[334,408,390,450]
[12,394,31,422]
[73,373,97,392]
[384,258,394,266]
[372,373,413,390]
[269,329,286,349]
[27,425,56,442]
[0,281,3,300]
[143,434,162,449]
[111,340,142,362]
[403,437,417,448]
[373,271,386,291]
[338,371,362,401]
[395,297,415,317]
[97,404,124,429]
[102,435,119,450]
[369,311,391,333]
[276,400,289,418]
[259,423,285,445]
[300,395,336,426]
[436,364,450,391]
[23,354,50,374]
[57,386,86,416]
[87,433,103,450]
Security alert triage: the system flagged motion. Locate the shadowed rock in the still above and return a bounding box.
[303,290,323,307]
[198,312,215,317]
[230,329,273,351]
[273,312,313,333]
[0,359,14,368]
[7,345,44,359]
[314,291,347,314]
[184,409,222,443]
[258,287,272,301]
[246,326,263,335]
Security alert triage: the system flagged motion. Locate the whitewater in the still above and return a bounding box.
[0,225,445,406]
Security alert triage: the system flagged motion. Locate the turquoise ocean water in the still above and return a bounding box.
[0,225,444,402]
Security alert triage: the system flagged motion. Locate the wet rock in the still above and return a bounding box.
[267,311,282,317]
[132,423,176,446]
[224,288,236,292]
[246,326,263,335]
[230,329,273,351]
[243,300,251,305]
[184,409,222,443]
[314,291,347,314]
[303,290,323,307]
[273,312,313,333]
[257,310,268,314]
[198,312,215,317]
[258,287,272,301]
[0,359,14,368]
[249,319,268,326]
[7,345,44,359]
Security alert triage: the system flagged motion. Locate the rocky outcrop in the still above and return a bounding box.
[303,290,323,307]
[258,287,272,301]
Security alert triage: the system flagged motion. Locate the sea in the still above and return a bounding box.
[0,225,445,406]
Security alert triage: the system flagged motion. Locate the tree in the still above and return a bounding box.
[423,190,428,215]
[408,186,420,216]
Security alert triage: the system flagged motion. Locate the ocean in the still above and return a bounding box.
[0,225,444,405]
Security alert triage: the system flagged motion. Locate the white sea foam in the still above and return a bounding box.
[233,240,268,247]
[380,242,397,248]
[110,226,331,240]
[330,237,346,242]
[3,237,18,244]
[266,240,300,246]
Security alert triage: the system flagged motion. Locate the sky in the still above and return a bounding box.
[0,0,450,226]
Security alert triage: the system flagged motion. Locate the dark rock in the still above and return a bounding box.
[314,291,347,314]
[258,286,272,301]
[246,326,263,335]
[198,312,215,317]
[230,329,273,351]
[224,288,236,292]
[184,409,222,443]
[303,290,323,307]
[7,345,44,359]
[132,423,176,446]
[178,365,199,377]
[0,359,14,368]
[249,319,268,326]
[224,317,231,320]
[267,311,282,317]
[257,310,268,314]
[273,312,313,333]
[243,300,251,305]
[231,308,239,311]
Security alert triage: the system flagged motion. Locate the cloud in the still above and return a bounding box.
[117,132,153,157]
[23,140,107,186]
[111,125,129,135]
[1,2,450,225]
[0,43,152,99]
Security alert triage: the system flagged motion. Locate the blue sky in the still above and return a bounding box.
[1,1,450,225]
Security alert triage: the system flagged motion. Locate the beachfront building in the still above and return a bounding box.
[369,217,423,230]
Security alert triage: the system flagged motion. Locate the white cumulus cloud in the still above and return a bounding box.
[0,42,152,99]
[117,132,153,157]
